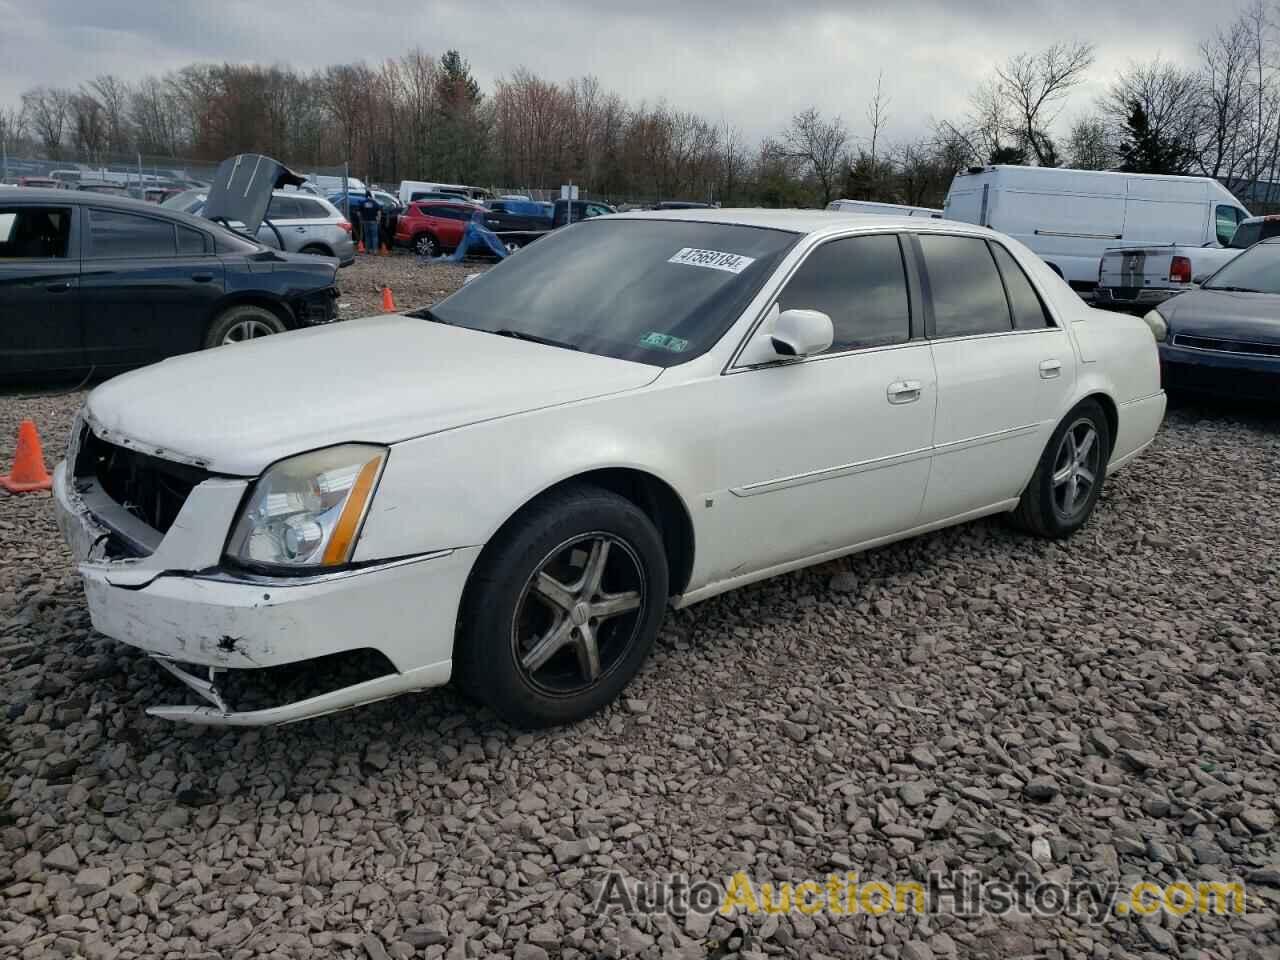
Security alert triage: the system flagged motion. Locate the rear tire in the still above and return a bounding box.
[454,484,669,728]
[299,244,331,257]
[204,305,287,349]
[414,234,438,257]
[1010,399,1110,539]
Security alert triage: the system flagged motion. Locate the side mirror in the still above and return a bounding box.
[771,309,834,358]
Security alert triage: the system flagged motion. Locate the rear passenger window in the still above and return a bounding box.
[87,209,176,258]
[295,199,326,219]
[919,235,1011,338]
[776,234,911,353]
[990,243,1052,330]
[266,197,300,220]
[177,225,207,255]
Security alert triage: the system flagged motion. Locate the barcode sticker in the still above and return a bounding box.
[668,247,756,274]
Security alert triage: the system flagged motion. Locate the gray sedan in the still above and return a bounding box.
[1144,239,1280,400]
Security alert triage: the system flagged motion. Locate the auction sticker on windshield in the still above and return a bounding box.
[668,248,757,274]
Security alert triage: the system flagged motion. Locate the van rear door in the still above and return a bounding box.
[943,175,986,224]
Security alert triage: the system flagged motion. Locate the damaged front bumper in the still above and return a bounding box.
[53,459,479,726]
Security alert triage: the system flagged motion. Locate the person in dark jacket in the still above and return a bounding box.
[358,190,381,252]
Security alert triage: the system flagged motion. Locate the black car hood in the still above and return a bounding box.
[202,154,306,235]
[1165,289,1280,343]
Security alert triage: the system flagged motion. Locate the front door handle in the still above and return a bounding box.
[1039,359,1062,379]
[887,380,923,404]
[191,273,214,283]
[295,226,307,233]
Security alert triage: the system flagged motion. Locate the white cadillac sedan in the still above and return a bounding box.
[53,210,1165,728]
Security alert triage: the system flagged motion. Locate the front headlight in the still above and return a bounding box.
[226,444,387,570]
[1142,309,1168,342]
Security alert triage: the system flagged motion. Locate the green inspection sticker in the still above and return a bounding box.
[639,332,690,353]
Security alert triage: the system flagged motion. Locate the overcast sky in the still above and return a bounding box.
[0,0,1236,147]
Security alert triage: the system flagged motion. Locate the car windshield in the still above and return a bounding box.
[425,219,799,366]
[1203,241,1280,293]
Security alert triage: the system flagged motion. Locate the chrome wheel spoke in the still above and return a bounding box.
[521,616,574,673]
[1075,427,1096,463]
[591,590,641,620]
[1052,463,1074,486]
[1076,464,1095,486]
[574,623,602,682]
[581,538,610,595]
[534,572,576,612]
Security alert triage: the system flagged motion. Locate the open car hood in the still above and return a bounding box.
[202,154,306,235]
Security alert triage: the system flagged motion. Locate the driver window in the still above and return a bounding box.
[775,234,911,353]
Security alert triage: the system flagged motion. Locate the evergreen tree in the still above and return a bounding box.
[1118,101,1191,174]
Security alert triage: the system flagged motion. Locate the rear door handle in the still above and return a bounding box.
[1039,359,1062,379]
[191,273,214,283]
[46,280,75,293]
[887,380,923,404]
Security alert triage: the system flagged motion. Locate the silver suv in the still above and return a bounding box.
[164,190,356,267]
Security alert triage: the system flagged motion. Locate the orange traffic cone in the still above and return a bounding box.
[357,238,366,254]
[0,420,52,494]
[381,287,396,312]
[379,242,390,256]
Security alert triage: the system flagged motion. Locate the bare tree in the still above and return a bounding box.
[21,86,71,158]
[782,107,849,206]
[1197,18,1253,180]
[866,71,891,167]
[89,75,132,155]
[1065,115,1113,169]
[994,40,1096,165]
[69,93,108,162]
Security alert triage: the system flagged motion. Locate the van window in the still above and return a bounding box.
[1216,205,1246,246]
[920,234,1012,338]
[776,234,911,353]
[1230,221,1261,249]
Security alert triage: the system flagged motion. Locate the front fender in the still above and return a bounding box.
[352,382,717,564]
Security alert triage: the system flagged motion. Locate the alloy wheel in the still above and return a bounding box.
[221,320,277,344]
[511,533,646,697]
[1051,418,1101,521]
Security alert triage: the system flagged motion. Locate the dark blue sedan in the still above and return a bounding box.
[1145,239,1280,400]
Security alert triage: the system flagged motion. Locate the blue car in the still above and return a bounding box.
[1145,238,1280,400]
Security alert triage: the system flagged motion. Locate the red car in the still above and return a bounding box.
[393,200,479,257]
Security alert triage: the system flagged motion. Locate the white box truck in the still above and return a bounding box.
[943,165,1250,290]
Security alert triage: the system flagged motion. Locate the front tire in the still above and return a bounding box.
[203,305,287,349]
[1010,400,1110,538]
[414,233,438,257]
[454,484,669,728]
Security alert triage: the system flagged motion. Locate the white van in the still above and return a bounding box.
[398,180,491,205]
[826,199,942,218]
[943,165,1250,289]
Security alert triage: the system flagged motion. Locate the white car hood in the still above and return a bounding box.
[85,314,661,475]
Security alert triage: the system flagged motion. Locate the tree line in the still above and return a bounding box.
[4,2,1280,208]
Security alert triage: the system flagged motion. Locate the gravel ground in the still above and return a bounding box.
[335,251,489,319]
[1,359,1278,958]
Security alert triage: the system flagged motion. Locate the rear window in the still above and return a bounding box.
[427,219,799,366]
[86,208,176,259]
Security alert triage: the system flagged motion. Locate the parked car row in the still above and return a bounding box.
[393,197,616,256]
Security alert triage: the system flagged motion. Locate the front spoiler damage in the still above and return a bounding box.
[145,656,451,727]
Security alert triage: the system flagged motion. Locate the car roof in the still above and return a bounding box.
[1,187,226,231]
[610,207,985,237]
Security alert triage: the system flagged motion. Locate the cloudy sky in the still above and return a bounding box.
[0,0,1233,146]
